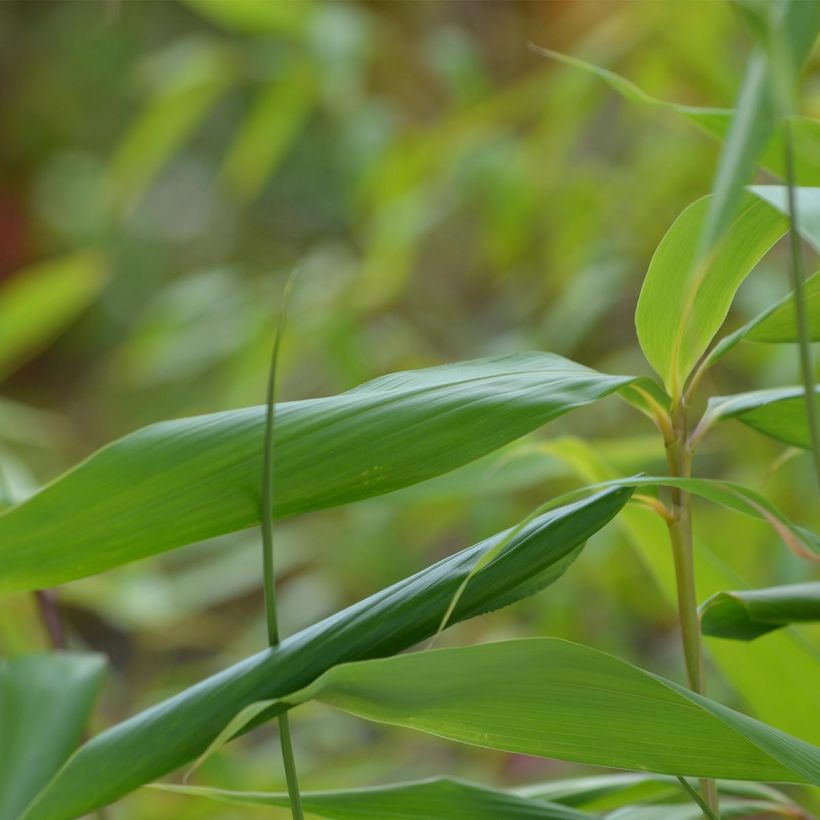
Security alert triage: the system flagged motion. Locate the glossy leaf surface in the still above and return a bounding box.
[22,488,631,819]
[0,353,635,591]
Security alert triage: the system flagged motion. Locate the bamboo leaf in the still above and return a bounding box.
[700,386,820,449]
[107,38,233,212]
[513,474,818,560]
[701,582,820,641]
[21,488,631,819]
[0,252,107,380]
[541,437,820,740]
[515,773,792,812]
[635,194,788,394]
[707,270,820,365]
[181,0,312,34]
[154,778,594,820]
[0,353,637,591]
[220,59,317,201]
[277,638,820,784]
[532,48,820,185]
[0,652,106,820]
[607,799,796,820]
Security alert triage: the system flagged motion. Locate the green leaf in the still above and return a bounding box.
[181,0,312,34]
[699,386,820,449]
[0,652,106,820]
[278,638,820,783]
[22,488,631,819]
[532,48,820,186]
[701,582,820,641]
[220,59,317,201]
[0,353,637,591]
[153,778,593,820]
[707,269,820,365]
[541,437,820,740]
[0,252,107,381]
[635,193,788,396]
[517,473,818,560]
[107,38,233,212]
[607,799,795,820]
[515,773,792,812]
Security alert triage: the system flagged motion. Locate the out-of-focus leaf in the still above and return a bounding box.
[635,193,787,396]
[277,638,820,783]
[707,270,820,365]
[541,437,820,739]
[154,778,593,820]
[0,353,638,591]
[107,38,233,212]
[221,60,317,201]
[701,582,820,641]
[0,252,107,380]
[22,489,631,819]
[700,386,820,449]
[181,0,312,34]
[0,653,106,820]
[532,48,820,185]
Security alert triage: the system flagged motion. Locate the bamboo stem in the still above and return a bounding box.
[664,402,719,816]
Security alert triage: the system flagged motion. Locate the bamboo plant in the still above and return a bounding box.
[1,2,820,819]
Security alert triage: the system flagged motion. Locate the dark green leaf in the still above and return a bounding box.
[701,582,820,641]
[0,353,636,591]
[22,488,631,819]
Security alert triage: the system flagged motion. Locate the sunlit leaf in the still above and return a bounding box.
[0,353,637,591]
[635,193,787,396]
[0,252,107,380]
[278,638,820,783]
[0,653,106,820]
[22,489,631,819]
[701,582,820,641]
[154,777,593,820]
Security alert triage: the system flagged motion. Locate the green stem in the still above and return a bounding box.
[783,119,820,490]
[261,274,304,820]
[664,402,719,817]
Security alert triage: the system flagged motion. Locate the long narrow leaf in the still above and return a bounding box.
[277,638,820,783]
[0,353,636,591]
[0,653,106,820]
[154,777,594,820]
[22,488,631,819]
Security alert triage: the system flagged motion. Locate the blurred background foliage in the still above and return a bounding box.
[0,1,818,817]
